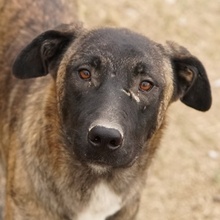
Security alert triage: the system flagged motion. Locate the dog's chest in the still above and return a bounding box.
[76,183,122,220]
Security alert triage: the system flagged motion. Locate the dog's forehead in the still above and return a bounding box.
[76,28,163,60]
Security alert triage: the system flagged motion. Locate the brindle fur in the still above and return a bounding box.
[0,0,211,220]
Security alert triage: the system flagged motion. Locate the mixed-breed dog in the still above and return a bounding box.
[0,0,211,219]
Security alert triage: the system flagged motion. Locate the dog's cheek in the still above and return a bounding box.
[135,101,165,157]
[59,87,93,147]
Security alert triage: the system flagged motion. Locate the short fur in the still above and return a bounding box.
[0,0,211,220]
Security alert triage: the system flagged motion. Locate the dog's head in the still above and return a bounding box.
[12,23,212,169]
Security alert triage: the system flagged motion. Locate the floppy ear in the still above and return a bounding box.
[166,41,212,111]
[12,23,83,79]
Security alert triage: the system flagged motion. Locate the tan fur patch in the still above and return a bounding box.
[156,58,174,129]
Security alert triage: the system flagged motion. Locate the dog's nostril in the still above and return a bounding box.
[109,139,120,148]
[91,136,101,144]
[88,126,123,150]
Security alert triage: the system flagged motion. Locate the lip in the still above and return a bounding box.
[66,131,139,168]
[87,158,138,175]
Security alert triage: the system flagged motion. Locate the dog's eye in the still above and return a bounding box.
[139,80,154,92]
[78,69,91,80]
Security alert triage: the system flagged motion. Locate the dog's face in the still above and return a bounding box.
[60,29,168,167]
[12,24,212,168]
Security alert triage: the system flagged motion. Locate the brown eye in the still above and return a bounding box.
[78,69,91,80]
[139,80,154,92]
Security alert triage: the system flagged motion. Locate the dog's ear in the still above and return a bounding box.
[166,41,212,111]
[13,23,83,79]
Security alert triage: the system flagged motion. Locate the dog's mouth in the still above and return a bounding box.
[87,155,139,174]
[73,143,138,169]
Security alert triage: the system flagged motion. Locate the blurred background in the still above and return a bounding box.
[78,0,220,219]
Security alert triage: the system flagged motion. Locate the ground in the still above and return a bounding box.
[0,0,219,219]
[77,0,220,219]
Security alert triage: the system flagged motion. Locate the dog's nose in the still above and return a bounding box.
[88,126,123,150]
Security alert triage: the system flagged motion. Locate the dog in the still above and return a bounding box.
[0,0,212,219]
